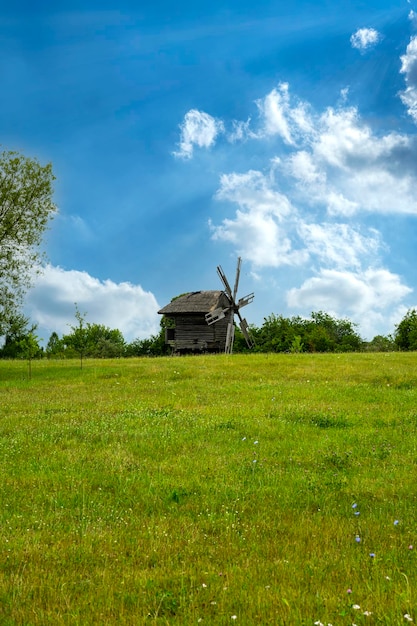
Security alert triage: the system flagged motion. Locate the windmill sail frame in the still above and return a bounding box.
[205,257,255,353]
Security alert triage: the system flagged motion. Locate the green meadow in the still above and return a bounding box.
[1,353,416,625]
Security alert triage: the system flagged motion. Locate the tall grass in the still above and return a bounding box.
[0,353,416,624]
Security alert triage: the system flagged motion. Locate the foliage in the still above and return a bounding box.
[0,149,56,335]
[394,308,417,351]
[251,311,361,353]
[308,311,362,352]
[1,353,417,623]
[0,307,402,361]
[364,334,397,352]
[64,305,88,367]
[0,314,42,360]
[230,323,258,353]
[125,328,169,356]
[18,327,42,379]
[45,331,65,358]
[63,308,127,361]
[81,324,126,358]
[254,313,301,352]
[290,334,304,353]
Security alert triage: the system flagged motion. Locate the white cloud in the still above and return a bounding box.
[409,10,417,28]
[298,223,381,270]
[350,28,381,50]
[173,109,224,158]
[400,36,417,124]
[210,168,383,273]
[176,57,417,338]
[227,118,252,143]
[313,106,397,166]
[207,81,417,275]
[286,150,325,185]
[255,82,313,144]
[255,82,294,144]
[210,170,307,267]
[24,265,161,343]
[215,170,291,220]
[286,268,412,338]
[275,97,415,216]
[339,87,350,104]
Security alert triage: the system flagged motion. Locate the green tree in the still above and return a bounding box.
[255,311,361,353]
[84,324,126,358]
[232,323,260,353]
[257,314,298,352]
[306,311,361,352]
[64,305,88,368]
[0,150,56,335]
[0,315,43,378]
[63,310,128,360]
[394,309,417,351]
[290,335,304,353]
[125,331,169,357]
[0,313,27,358]
[365,335,396,352]
[18,326,42,379]
[46,331,65,358]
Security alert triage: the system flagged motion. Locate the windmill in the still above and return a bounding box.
[205,257,255,354]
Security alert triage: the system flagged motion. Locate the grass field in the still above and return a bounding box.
[0,353,416,625]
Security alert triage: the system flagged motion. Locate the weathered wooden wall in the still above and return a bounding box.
[166,314,229,352]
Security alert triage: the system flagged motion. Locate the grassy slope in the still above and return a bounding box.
[0,353,416,625]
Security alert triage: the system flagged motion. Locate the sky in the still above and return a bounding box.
[2,0,417,343]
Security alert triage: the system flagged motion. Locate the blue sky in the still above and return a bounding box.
[2,0,417,342]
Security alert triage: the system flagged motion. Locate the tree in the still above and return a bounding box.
[46,331,65,358]
[0,150,56,336]
[0,314,42,370]
[306,311,361,352]
[18,326,42,379]
[257,314,298,352]
[394,309,417,351]
[290,335,304,353]
[82,324,126,358]
[365,335,396,352]
[254,311,362,353]
[62,309,128,360]
[64,305,88,368]
[125,331,169,357]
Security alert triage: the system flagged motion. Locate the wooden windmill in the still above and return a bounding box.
[205,257,255,353]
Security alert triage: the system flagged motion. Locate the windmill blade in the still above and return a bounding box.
[232,257,242,303]
[225,320,235,354]
[217,265,233,301]
[237,292,254,309]
[213,256,254,353]
[205,306,230,325]
[238,314,255,349]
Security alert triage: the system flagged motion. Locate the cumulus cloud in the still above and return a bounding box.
[210,170,307,267]
[350,28,381,50]
[261,89,416,216]
[254,82,313,144]
[173,109,224,158]
[175,39,417,337]
[24,265,161,343]
[297,223,381,270]
[400,36,417,124]
[211,168,383,272]
[287,268,412,338]
[287,268,411,312]
[208,81,417,274]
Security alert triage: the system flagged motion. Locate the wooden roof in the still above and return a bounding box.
[158,291,229,315]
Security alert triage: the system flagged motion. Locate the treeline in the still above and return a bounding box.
[3,308,417,359]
